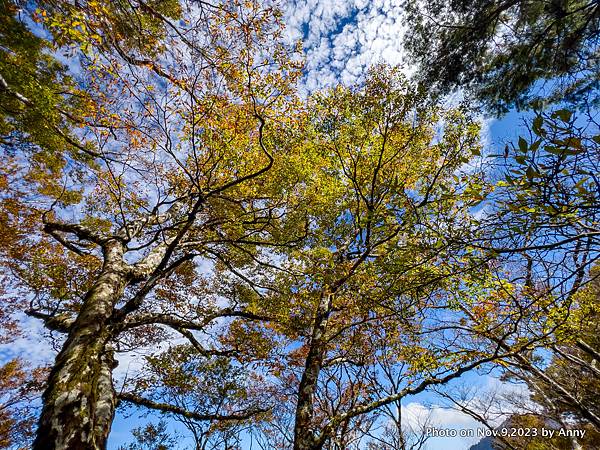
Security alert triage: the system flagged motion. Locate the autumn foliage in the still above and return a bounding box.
[0,1,599,450]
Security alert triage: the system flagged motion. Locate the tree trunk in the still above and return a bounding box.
[293,291,333,450]
[33,243,126,450]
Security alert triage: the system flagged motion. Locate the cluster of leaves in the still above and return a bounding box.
[405,0,600,112]
[0,359,46,449]
[118,420,176,450]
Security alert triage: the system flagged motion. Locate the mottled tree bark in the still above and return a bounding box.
[33,242,127,450]
[293,291,333,450]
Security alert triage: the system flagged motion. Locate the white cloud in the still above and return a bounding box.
[282,0,408,93]
[0,314,56,367]
[401,402,480,430]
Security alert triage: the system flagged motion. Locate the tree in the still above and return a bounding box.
[454,107,600,315]
[1,0,304,448]
[405,1,600,440]
[198,67,539,450]
[432,258,600,449]
[405,0,600,112]
[405,1,600,277]
[271,68,600,449]
[406,4,600,429]
[501,265,600,448]
[364,351,433,450]
[534,267,600,429]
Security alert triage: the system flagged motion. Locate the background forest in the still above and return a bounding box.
[0,1,599,449]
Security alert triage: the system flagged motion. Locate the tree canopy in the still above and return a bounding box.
[405,0,600,112]
[0,1,599,449]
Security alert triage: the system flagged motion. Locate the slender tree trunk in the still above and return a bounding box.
[293,291,333,450]
[33,242,127,450]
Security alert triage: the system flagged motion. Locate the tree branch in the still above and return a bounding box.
[118,392,269,421]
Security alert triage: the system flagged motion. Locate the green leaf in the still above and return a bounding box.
[552,109,572,122]
[518,136,528,153]
[529,139,541,152]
